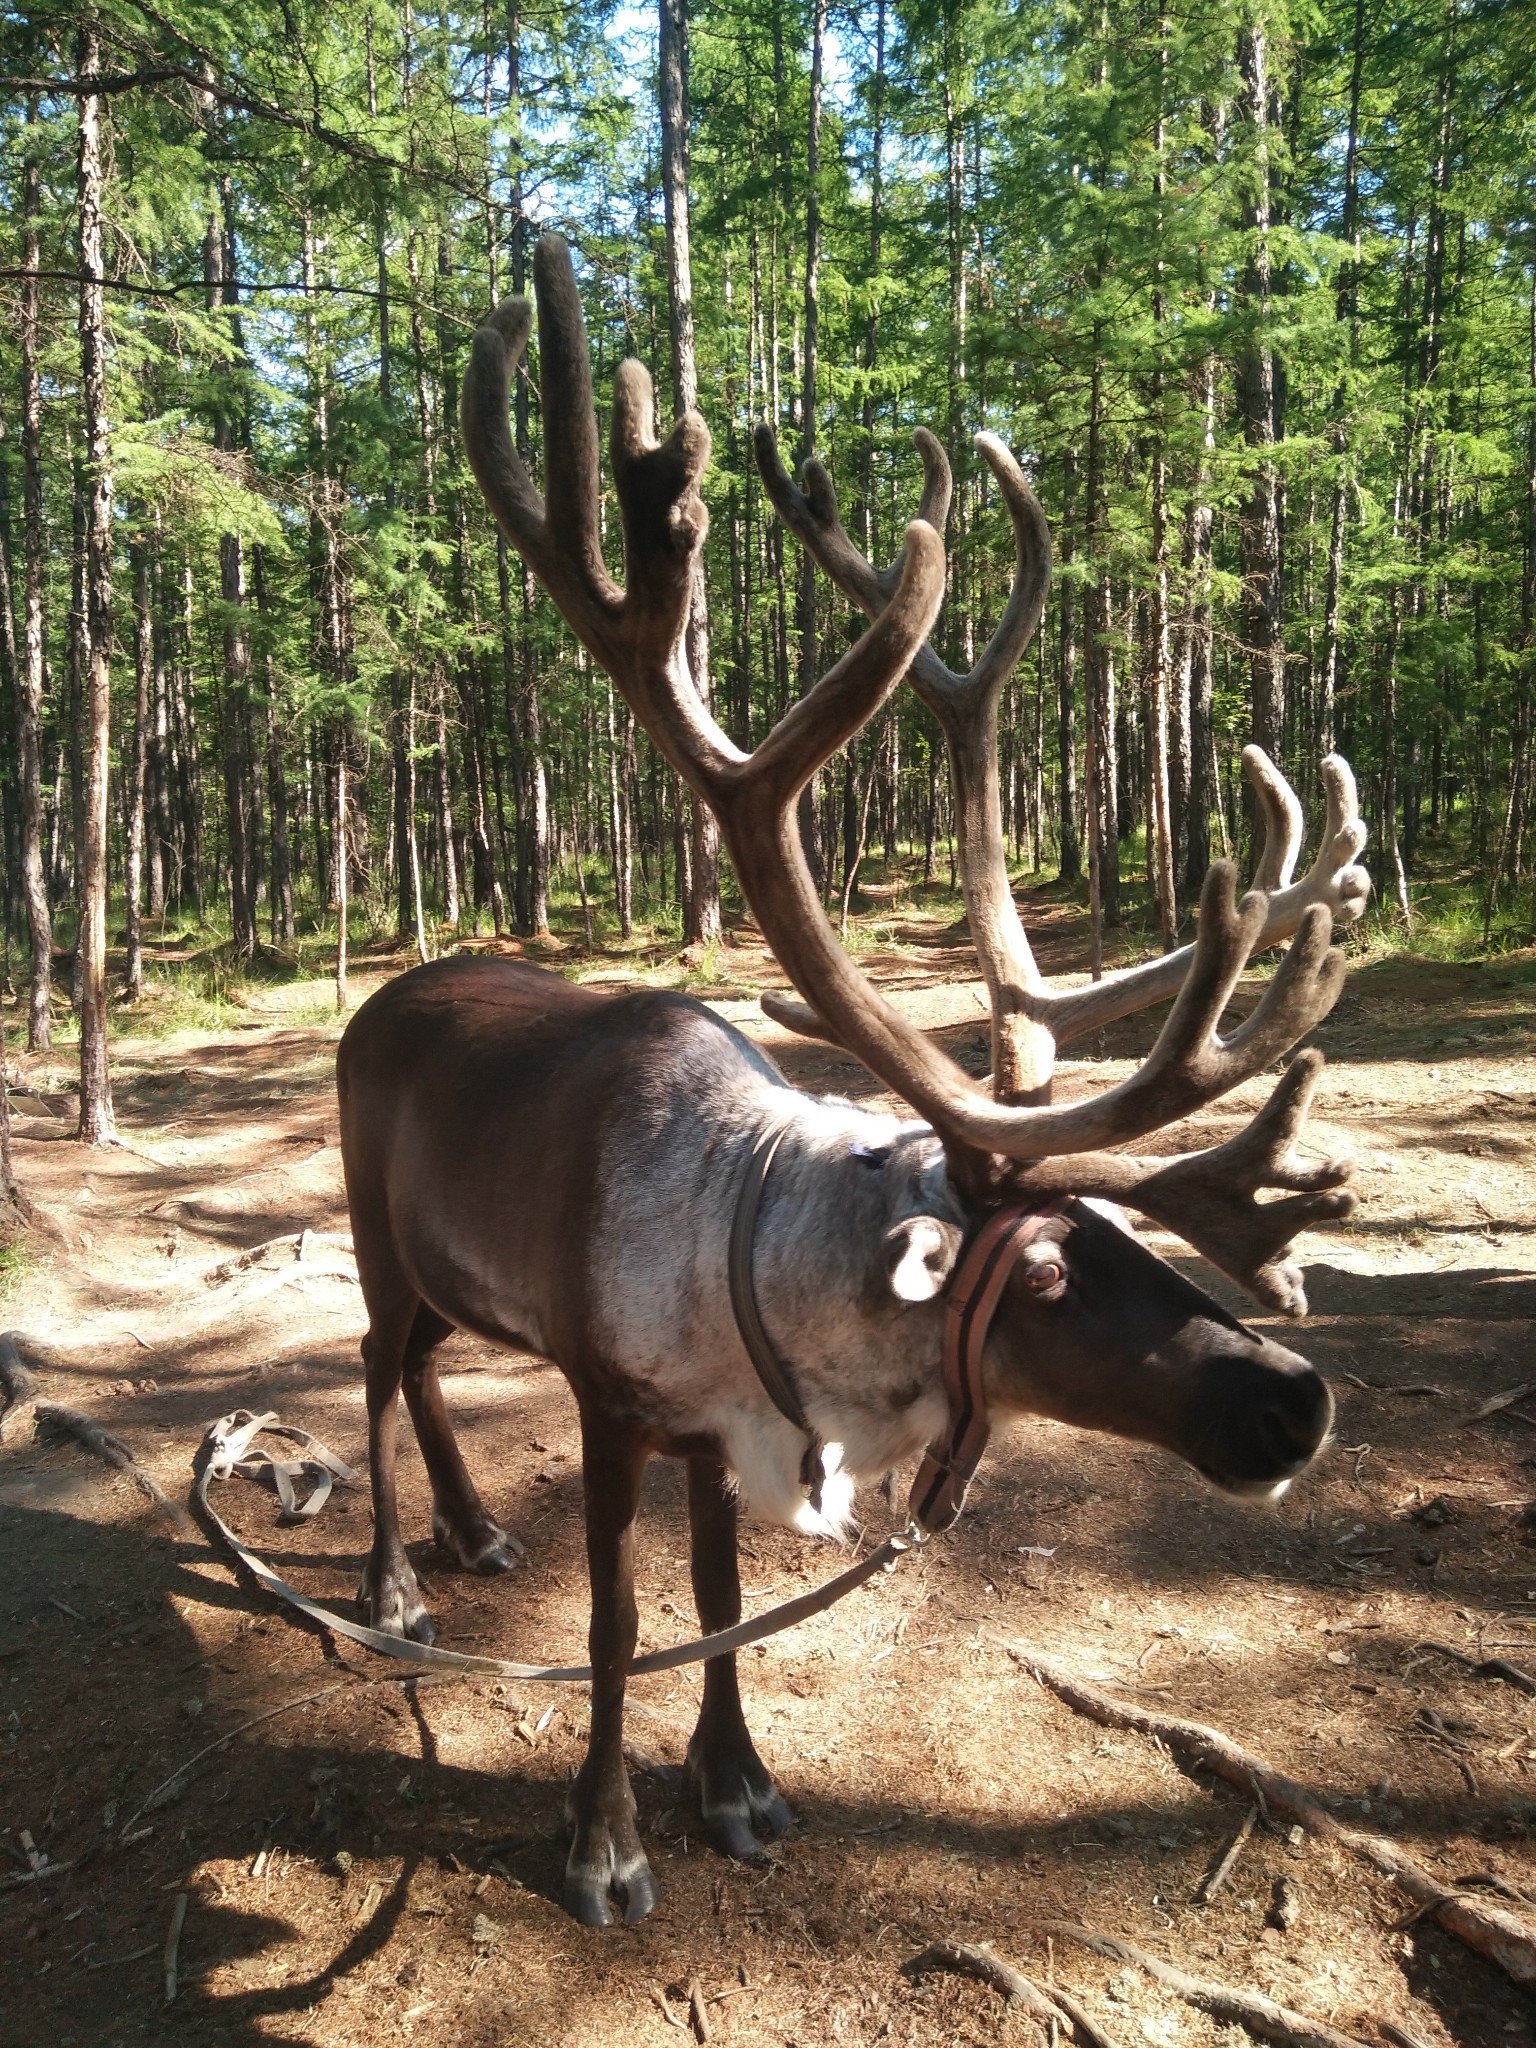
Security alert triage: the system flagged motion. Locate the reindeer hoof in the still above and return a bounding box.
[686,1738,793,1863]
[358,1556,436,1644]
[432,1509,522,1576]
[563,1838,659,1926]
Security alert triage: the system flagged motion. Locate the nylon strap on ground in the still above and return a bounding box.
[193,1409,919,1685]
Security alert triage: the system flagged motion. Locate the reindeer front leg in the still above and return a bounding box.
[566,1409,656,1925]
[684,1454,793,1861]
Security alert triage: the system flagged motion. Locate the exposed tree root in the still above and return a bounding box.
[904,1941,1065,2026]
[905,1939,1126,2046]
[1410,1640,1536,1698]
[0,1328,38,1439]
[1007,1641,1536,1990]
[1043,1920,1369,2048]
[0,1329,191,1533]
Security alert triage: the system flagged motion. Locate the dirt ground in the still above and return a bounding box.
[2,897,1534,2048]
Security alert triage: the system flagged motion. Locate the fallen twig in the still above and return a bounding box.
[0,1856,77,1892]
[199,1229,353,1287]
[1006,1641,1536,1990]
[687,1974,711,2043]
[32,1399,194,1535]
[1197,1802,1259,1904]
[163,1891,188,2004]
[903,1941,1064,2027]
[1411,1640,1536,1698]
[116,1673,453,1841]
[1379,2025,1434,2048]
[1043,1922,1368,2048]
[1458,1382,1536,1426]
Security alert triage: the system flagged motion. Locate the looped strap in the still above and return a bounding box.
[728,1116,827,1509]
[908,1198,1067,1534]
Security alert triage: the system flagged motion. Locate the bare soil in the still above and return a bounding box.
[2,898,1534,2048]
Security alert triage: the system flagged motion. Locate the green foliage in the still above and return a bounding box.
[2,0,1535,1021]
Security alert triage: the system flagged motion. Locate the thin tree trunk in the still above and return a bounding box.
[335,742,350,1010]
[1237,21,1286,768]
[125,539,152,1000]
[1148,25,1177,948]
[1057,444,1082,884]
[76,30,116,1143]
[794,0,828,898]
[659,0,721,946]
[17,100,52,1050]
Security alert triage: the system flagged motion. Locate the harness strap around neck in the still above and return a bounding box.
[908,1196,1067,1535]
[728,1117,827,1509]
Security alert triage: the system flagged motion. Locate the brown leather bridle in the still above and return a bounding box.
[907,1196,1069,1533]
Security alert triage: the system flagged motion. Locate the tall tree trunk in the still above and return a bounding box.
[253,547,293,940]
[335,743,350,1009]
[1148,22,1177,948]
[1057,444,1082,884]
[1318,0,1366,756]
[125,539,152,1000]
[659,0,721,945]
[1236,20,1285,769]
[506,6,550,937]
[17,100,52,1050]
[794,0,828,897]
[76,30,116,1144]
[1084,345,1119,928]
[201,140,257,958]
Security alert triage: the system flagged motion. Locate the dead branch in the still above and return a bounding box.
[31,1399,194,1535]
[687,1975,710,2043]
[0,1856,77,1892]
[1043,1922,1369,2048]
[904,1941,1065,2027]
[1046,1983,1125,2048]
[1197,1801,1259,1904]
[1458,1382,1536,1426]
[1411,1640,1536,1698]
[1006,1641,1536,1990]
[163,1891,188,2004]
[198,1229,354,1287]
[115,1673,455,1841]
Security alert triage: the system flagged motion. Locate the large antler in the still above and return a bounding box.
[755,433,1371,1091]
[463,236,949,1055]
[462,237,1361,1315]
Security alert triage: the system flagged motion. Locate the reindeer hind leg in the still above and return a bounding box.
[400,1307,522,1575]
[357,1281,435,1645]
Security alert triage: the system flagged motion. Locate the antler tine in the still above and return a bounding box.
[756,421,1055,1098]
[896,861,1344,1160]
[737,524,947,811]
[1045,750,1370,1047]
[1244,744,1305,892]
[532,234,620,609]
[461,297,546,565]
[1004,1051,1355,1316]
[948,434,1053,707]
[1255,751,1371,938]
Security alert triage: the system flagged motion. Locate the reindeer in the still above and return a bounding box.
[337,235,1370,1927]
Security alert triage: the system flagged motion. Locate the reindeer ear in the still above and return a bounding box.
[882,1217,962,1302]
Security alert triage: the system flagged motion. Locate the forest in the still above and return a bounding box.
[1,0,1534,1139]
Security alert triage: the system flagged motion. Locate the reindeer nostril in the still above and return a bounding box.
[1261,1376,1332,1468]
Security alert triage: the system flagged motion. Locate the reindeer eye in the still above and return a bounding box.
[1022,1257,1065,1296]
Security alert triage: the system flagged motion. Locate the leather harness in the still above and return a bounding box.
[728,1115,1068,1537]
